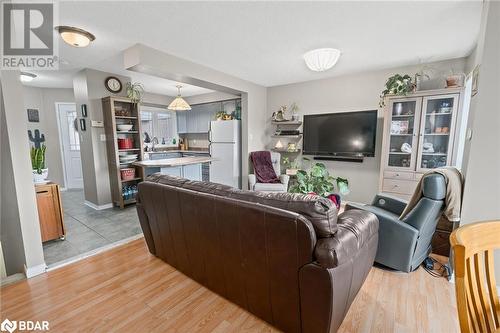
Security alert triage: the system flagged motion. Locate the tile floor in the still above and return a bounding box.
[42,189,142,266]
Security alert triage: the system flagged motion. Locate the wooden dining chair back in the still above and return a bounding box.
[451,220,500,333]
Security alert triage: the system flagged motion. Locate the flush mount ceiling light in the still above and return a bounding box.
[55,26,95,47]
[303,48,341,72]
[20,72,37,82]
[168,85,192,111]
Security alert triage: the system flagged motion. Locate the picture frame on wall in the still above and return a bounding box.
[81,104,88,117]
[27,108,40,122]
[80,118,86,131]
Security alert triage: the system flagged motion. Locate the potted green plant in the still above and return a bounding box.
[282,157,301,176]
[289,159,349,197]
[126,82,144,104]
[31,144,48,183]
[379,74,415,107]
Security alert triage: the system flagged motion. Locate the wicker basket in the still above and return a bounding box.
[120,168,136,180]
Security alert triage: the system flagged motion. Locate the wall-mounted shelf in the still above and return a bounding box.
[271,134,302,139]
[271,148,301,153]
[272,120,302,125]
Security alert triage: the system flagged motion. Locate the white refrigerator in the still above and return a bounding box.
[208,120,241,188]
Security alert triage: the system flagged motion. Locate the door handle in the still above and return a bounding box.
[208,143,212,156]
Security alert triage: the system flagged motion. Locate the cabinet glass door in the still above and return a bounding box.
[417,94,459,172]
[386,98,421,170]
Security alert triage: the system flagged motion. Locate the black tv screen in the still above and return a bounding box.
[303,110,377,157]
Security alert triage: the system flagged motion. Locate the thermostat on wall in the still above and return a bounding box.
[91,120,104,128]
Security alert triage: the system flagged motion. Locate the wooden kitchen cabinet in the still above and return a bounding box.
[35,182,65,242]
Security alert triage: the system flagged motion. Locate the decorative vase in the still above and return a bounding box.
[33,168,48,184]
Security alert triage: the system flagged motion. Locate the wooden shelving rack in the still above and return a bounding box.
[102,96,144,209]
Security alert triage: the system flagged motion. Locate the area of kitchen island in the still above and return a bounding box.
[133,156,215,181]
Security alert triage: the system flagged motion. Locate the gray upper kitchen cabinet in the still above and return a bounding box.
[177,111,187,134]
[186,108,198,133]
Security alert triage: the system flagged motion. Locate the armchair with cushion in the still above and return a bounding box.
[248,151,290,192]
[345,173,446,272]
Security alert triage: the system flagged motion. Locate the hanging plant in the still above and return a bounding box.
[126,82,144,104]
[379,74,415,107]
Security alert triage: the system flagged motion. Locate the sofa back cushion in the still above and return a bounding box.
[229,190,338,237]
[145,174,338,237]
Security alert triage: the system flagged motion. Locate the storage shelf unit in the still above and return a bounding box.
[270,120,303,156]
[102,96,145,209]
[379,88,465,200]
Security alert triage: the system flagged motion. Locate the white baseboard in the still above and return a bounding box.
[84,200,113,211]
[24,263,46,278]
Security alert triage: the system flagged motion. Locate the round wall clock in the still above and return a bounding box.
[104,76,122,93]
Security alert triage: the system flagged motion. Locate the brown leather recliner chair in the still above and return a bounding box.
[137,174,379,333]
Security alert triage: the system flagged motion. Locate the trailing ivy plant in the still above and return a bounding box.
[379,74,415,107]
[289,159,349,197]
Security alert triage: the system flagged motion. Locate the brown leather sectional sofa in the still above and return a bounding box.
[137,174,379,333]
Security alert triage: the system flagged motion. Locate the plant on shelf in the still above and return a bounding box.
[379,74,415,107]
[31,144,48,183]
[290,102,299,121]
[289,158,349,198]
[282,157,301,176]
[126,82,144,104]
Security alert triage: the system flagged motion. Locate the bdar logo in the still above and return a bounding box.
[0,319,17,333]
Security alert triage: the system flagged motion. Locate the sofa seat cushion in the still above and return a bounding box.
[253,182,287,192]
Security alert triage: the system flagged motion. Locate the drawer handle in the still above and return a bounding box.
[37,190,49,194]
[396,173,400,177]
[392,185,399,188]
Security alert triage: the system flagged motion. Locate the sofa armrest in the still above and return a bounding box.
[315,209,379,268]
[371,194,408,216]
[248,174,257,190]
[279,174,290,189]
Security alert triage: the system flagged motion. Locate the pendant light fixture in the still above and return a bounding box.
[168,85,191,111]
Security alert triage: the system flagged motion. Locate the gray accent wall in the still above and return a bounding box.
[459,1,500,281]
[1,84,27,276]
[267,58,467,203]
[73,69,131,207]
[0,70,45,276]
[23,87,75,187]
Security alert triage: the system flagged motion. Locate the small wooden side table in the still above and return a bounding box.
[35,182,65,242]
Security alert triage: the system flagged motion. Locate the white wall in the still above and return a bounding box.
[267,58,467,203]
[124,44,268,188]
[22,87,75,187]
[0,71,46,277]
[460,1,500,280]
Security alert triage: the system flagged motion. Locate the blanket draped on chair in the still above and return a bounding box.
[250,151,280,183]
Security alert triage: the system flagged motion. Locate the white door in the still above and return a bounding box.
[57,103,83,189]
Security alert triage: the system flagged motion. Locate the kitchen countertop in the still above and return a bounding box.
[133,156,215,168]
[145,149,209,154]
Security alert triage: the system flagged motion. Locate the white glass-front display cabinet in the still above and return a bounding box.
[384,98,422,171]
[416,94,459,172]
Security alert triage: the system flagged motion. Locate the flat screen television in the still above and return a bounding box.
[303,110,377,157]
